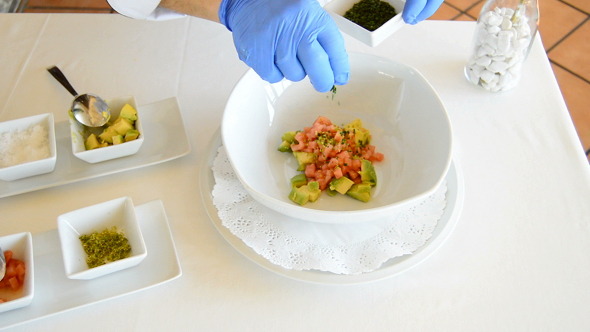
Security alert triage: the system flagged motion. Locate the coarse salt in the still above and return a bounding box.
[0,124,50,168]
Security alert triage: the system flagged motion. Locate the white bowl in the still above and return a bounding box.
[57,197,147,280]
[0,232,34,313]
[0,113,56,181]
[69,96,144,164]
[222,53,452,223]
[325,0,406,47]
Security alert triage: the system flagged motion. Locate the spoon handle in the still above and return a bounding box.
[47,66,78,97]
[0,245,5,280]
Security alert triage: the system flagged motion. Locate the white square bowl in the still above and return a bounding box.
[0,232,34,313]
[325,0,406,47]
[69,96,144,164]
[0,113,57,181]
[57,197,147,280]
[222,53,452,223]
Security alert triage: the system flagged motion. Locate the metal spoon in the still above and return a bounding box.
[47,66,110,127]
[0,246,6,280]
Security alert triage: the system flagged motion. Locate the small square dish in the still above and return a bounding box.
[69,96,144,164]
[0,113,57,181]
[57,197,147,280]
[325,0,406,47]
[0,232,34,313]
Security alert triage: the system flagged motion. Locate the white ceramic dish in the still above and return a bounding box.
[69,96,144,163]
[0,113,56,181]
[0,232,34,313]
[222,53,452,223]
[57,197,147,280]
[0,97,190,199]
[0,200,181,330]
[201,134,464,284]
[325,0,406,47]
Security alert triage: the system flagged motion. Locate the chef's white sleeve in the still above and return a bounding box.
[107,0,185,20]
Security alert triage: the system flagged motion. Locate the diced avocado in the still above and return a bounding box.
[354,128,371,147]
[85,133,101,150]
[345,119,371,147]
[306,181,321,202]
[290,174,308,188]
[346,183,372,202]
[119,103,138,122]
[289,186,310,205]
[281,131,297,143]
[111,117,134,136]
[329,176,354,195]
[326,188,338,196]
[98,126,119,144]
[112,135,124,145]
[293,151,316,171]
[277,140,291,152]
[360,159,377,186]
[125,129,140,142]
[288,181,321,205]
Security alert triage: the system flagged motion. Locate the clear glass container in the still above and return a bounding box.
[464,0,539,92]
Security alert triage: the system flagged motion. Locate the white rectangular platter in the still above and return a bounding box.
[0,200,182,330]
[0,97,190,198]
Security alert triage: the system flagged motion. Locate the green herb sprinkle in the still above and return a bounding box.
[344,0,397,31]
[79,227,132,268]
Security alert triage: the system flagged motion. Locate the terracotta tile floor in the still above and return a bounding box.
[20,0,590,161]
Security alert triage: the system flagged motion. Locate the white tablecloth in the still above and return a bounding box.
[0,13,589,331]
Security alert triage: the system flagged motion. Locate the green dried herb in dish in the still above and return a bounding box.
[344,0,397,31]
[79,227,132,268]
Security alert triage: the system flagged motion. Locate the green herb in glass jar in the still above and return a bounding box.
[79,227,132,268]
[343,0,397,31]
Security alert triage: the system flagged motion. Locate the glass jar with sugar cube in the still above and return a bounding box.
[464,0,539,92]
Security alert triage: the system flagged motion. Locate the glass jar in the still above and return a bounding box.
[464,0,539,92]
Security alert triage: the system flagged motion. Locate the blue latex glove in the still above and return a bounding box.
[219,0,349,93]
[403,0,444,25]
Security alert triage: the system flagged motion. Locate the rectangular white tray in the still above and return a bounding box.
[0,97,190,198]
[0,200,182,330]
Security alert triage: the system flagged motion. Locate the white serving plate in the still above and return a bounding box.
[0,97,190,198]
[200,134,464,285]
[0,200,182,330]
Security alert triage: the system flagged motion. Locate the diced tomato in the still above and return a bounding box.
[0,250,26,292]
[285,116,384,194]
[370,152,385,162]
[305,163,316,178]
[333,167,343,179]
[4,250,12,262]
[8,277,19,290]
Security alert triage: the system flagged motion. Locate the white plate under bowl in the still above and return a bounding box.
[222,53,452,224]
[201,134,464,285]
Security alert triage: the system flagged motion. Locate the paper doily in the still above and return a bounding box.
[212,147,447,275]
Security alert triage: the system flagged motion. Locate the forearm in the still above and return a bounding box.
[159,0,222,22]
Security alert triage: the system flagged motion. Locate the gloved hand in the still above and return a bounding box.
[219,0,350,93]
[402,0,444,25]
